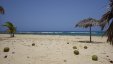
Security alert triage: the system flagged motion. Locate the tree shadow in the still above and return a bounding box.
[0,37,11,41]
[78,40,104,44]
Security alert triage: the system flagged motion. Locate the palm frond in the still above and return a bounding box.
[0,6,5,14]
[3,22,16,33]
[105,20,113,45]
[100,11,113,30]
[100,0,113,44]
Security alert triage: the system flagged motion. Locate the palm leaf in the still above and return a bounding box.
[3,22,16,33]
[100,11,112,30]
[106,21,113,45]
[0,6,5,14]
[100,0,113,44]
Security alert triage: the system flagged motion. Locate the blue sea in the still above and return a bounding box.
[13,31,104,36]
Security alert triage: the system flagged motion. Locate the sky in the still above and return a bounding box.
[0,0,108,31]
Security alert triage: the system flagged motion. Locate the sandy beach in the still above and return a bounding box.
[0,34,113,64]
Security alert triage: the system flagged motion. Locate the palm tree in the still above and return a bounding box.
[100,0,113,45]
[76,18,99,42]
[0,6,5,14]
[3,22,16,37]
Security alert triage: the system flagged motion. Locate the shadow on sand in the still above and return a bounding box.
[78,41,104,44]
[0,37,12,41]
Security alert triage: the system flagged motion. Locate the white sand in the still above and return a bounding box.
[0,34,113,64]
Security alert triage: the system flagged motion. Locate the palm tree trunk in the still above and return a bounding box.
[12,33,14,37]
[10,33,14,37]
[90,26,92,42]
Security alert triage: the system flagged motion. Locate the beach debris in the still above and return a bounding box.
[74,50,79,55]
[4,55,7,58]
[64,60,67,62]
[73,46,77,49]
[4,47,10,52]
[12,52,15,54]
[32,43,35,46]
[110,60,113,63]
[109,59,113,63]
[92,55,98,61]
[27,56,30,58]
[67,42,69,44]
[84,46,88,49]
[106,55,109,57]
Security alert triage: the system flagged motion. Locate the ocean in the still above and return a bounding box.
[12,31,104,36]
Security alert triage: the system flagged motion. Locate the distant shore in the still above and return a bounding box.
[0,34,113,64]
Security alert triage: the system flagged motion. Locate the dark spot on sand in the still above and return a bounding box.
[64,60,67,62]
[67,42,69,44]
[108,59,111,61]
[4,55,7,58]
[32,43,35,46]
[84,46,88,49]
[110,60,113,63]
[12,52,15,54]
[106,55,109,57]
[73,46,77,49]
[27,56,30,58]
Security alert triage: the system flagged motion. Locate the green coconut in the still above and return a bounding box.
[92,55,98,61]
[4,47,10,52]
[32,43,35,46]
[84,46,88,49]
[74,50,79,55]
[73,46,77,49]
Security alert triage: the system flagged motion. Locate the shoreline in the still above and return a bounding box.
[0,31,104,36]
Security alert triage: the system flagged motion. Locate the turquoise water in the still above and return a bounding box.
[14,31,104,36]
